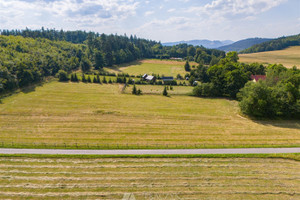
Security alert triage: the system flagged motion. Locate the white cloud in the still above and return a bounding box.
[188,0,287,18]
[167,8,175,12]
[145,11,154,16]
[0,0,140,28]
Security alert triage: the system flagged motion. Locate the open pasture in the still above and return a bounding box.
[239,46,300,68]
[105,59,198,77]
[0,81,299,149]
[0,156,299,199]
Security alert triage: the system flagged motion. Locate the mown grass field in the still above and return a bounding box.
[0,81,299,149]
[0,156,299,199]
[105,59,198,77]
[239,46,300,68]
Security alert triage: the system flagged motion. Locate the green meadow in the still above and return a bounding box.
[0,81,299,149]
[239,46,300,68]
[105,59,198,77]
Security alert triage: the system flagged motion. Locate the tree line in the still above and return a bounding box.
[0,28,226,67]
[192,52,300,118]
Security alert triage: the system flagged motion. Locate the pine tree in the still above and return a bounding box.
[96,74,101,83]
[82,74,86,82]
[103,76,107,84]
[108,79,112,84]
[184,60,191,71]
[74,73,78,82]
[132,84,137,95]
[70,74,74,82]
[87,76,92,83]
[93,76,97,83]
[163,86,168,96]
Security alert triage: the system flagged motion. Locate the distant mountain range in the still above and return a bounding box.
[162,40,234,49]
[163,38,274,52]
[217,38,273,52]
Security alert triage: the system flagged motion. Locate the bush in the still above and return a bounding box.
[58,70,69,82]
[193,83,218,97]
[237,81,277,117]
[137,89,142,95]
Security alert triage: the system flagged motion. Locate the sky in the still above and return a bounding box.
[0,0,299,42]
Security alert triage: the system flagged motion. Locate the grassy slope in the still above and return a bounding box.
[239,46,300,68]
[0,156,299,199]
[0,81,299,149]
[105,59,198,77]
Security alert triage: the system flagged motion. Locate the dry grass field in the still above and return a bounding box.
[0,81,299,149]
[0,156,299,199]
[239,46,300,68]
[105,59,198,77]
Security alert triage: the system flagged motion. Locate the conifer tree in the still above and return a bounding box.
[96,74,101,84]
[87,76,92,83]
[163,86,168,96]
[184,60,191,71]
[82,74,86,82]
[108,79,112,84]
[74,73,78,82]
[70,74,74,82]
[132,84,137,95]
[93,76,97,83]
[103,76,107,84]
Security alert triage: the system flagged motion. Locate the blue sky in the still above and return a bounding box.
[0,0,299,42]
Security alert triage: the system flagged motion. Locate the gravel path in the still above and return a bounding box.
[0,148,299,155]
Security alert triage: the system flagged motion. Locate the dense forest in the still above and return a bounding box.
[1,28,225,65]
[0,35,83,93]
[240,34,300,53]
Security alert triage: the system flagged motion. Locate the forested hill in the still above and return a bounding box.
[217,38,272,52]
[1,28,225,66]
[0,35,84,93]
[240,34,300,54]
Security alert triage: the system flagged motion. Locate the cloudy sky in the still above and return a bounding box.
[0,0,299,42]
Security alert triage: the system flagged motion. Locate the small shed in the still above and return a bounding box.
[162,77,174,83]
[145,75,156,81]
[142,74,148,79]
[142,74,156,82]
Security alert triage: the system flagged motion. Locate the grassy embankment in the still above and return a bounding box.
[239,46,300,68]
[0,81,299,149]
[0,155,299,199]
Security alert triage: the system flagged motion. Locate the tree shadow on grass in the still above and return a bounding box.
[106,60,143,72]
[194,96,300,130]
[252,118,300,130]
[20,81,44,94]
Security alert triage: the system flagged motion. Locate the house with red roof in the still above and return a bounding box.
[250,75,266,83]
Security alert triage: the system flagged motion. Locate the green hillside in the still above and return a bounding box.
[0,35,83,93]
[240,34,300,53]
[218,38,272,52]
